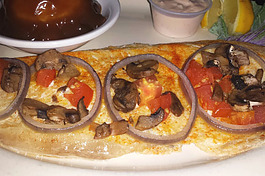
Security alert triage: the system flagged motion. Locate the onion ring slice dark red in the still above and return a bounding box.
[104,54,198,144]
[182,43,265,133]
[0,58,30,119]
[19,56,102,132]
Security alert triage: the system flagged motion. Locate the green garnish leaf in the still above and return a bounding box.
[251,1,265,31]
[209,15,229,40]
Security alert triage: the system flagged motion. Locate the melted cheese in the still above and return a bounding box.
[0,89,16,111]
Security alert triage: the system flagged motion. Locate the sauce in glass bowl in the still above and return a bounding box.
[0,0,106,41]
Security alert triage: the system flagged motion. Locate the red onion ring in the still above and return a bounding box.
[0,58,30,119]
[19,56,102,132]
[182,43,265,133]
[104,54,198,144]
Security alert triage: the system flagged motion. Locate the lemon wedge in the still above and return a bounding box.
[223,0,254,35]
[201,0,223,29]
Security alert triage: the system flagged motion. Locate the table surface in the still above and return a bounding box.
[0,1,264,176]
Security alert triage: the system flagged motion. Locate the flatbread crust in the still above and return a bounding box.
[0,40,265,166]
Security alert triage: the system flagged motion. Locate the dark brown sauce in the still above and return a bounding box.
[0,0,106,41]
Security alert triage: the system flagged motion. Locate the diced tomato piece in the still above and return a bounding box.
[147,93,172,120]
[134,75,162,106]
[186,60,206,87]
[36,69,56,87]
[147,97,161,114]
[230,111,255,125]
[186,60,217,87]
[147,93,172,113]
[212,101,232,117]
[187,60,202,70]
[159,93,172,120]
[219,75,232,94]
[195,84,217,111]
[253,105,265,123]
[196,84,233,118]
[160,93,172,110]
[207,67,223,80]
[64,78,93,108]
[0,59,9,83]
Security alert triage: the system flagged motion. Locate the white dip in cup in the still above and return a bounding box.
[148,0,212,38]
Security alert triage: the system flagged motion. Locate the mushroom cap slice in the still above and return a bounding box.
[1,64,23,93]
[228,45,250,67]
[126,59,159,79]
[135,108,164,131]
[111,78,139,113]
[35,49,70,71]
[57,63,80,81]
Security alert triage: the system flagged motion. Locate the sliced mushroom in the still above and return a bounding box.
[227,83,265,112]
[110,76,128,90]
[111,77,139,113]
[65,109,81,124]
[255,69,264,83]
[227,45,250,67]
[135,108,164,131]
[22,98,81,124]
[212,82,223,102]
[201,51,229,68]
[227,89,250,112]
[1,64,22,93]
[93,120,129,139]
[205,59,220,68]
[216,55,239,75]
[22,98,49,117]
[8,64,23,74]
[46,105,69,122]
[126,59,159,79]
[201,51,238,75]
[94,122,111,139]
[77,96,89,118]
[238,85,265,102]
[214,44,230,58]
[231,74,259,90]
[57,63,80,81]
[231,75,247,90]
[201,51,216,66]
[46,105,80,123]
[35,49,70,71]
[203,44,249,75]
[163,91,184,116]
[110,119,129,136]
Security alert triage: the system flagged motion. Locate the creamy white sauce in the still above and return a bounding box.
[149,0,210,38]
[153,0,209,13]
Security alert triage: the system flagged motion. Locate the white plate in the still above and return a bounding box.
[0,0,264,175]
